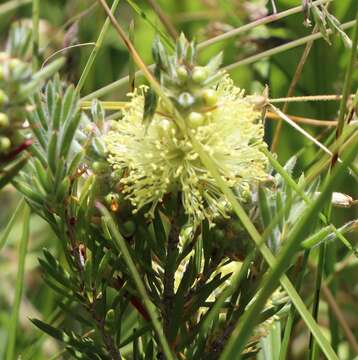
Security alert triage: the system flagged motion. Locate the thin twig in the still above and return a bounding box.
[32,0,40,71]
[271,18,320,151]
[269,94,351,103]
[269,104,339,161]
[76,0,121,92]
[334,11,358,157]
[128,20,136,93]
[41,43,96,69]
[146,0,178,39]
[321,284,358,355]
[224,20,356,72]
[267,111,338,127]
[163,200,181,347]
[197,0,332,49]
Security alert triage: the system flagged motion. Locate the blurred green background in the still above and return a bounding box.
[0,0,357,358]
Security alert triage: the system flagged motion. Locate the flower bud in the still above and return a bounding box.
[187,111,204,128]
[202,89,218,106]
[0,136,11,153]
[0,89,8,107]
[92,161,109,174]
[0,113,9,128]
[177,65,188,81]
[178,92,195,108]
[122,220,136,237]
[192,66,208,83]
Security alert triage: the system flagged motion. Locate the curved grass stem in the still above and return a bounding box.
[76,0,121,93]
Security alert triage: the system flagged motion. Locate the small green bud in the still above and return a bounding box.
[9,58,23,71]
[192,66,208,83]
[214,228,225,241]
[202,89,218,106]
[0,136,11,152]
[0,89,8,107]
[0,113,9,128]
[187,112,204,128]
[92,161,109,174]
[178,92,195,108]
[231,220,243,233]
[122,220,136,236]
[177,65,188,81]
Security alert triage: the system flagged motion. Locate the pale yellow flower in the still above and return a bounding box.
[105,75,268,227]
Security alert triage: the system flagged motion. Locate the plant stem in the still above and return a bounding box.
[89,301,122,360]
[0,198,25,252]
[128,19,136,92]
[224,20,356,72]
[0,0,31,15]
[267,111,338,127]
[99,204,175,360]
[271,24,318,151]
[308,242,326,360]
[321,283,358,354]
[197,0,331,49]
[336,11,358,140]
[32,0,40,71]
[269,94,348,103]
[163,199,180,346]
[76,0,121,93]
[279,251,310,360]
[5,204,31,360]
[146,0,178,39]
[326,11,358,354]
[269,104,336,160]
[271,0,334,151]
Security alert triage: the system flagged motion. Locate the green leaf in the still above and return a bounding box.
[30,318,64,342]
[60,111,82,159]
[152,36,169,71]
[47,131,58,175]
[0,157,28,189]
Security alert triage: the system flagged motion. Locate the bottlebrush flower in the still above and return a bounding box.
[104,74,268,227]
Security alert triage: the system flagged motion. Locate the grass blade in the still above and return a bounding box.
[5,203,31,360]
[76,0,121,92]
[0,198,26,252]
